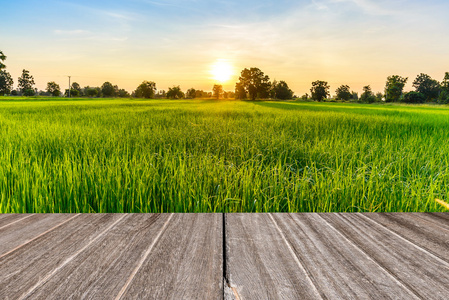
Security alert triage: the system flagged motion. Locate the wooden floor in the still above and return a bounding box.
[0,213,448,299]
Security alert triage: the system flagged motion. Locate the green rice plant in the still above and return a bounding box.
[0,97,449,213]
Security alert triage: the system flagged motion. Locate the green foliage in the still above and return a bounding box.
[1,99,449,213]
[236,67,271,100]
[213,84,223,99]
[23,89,35,96]
[402,91,426,104]
[335,85,352,101]
[385,75,407,102]
[360,85,377,103]
[135,81,156,99]
[0,70,14,95]
[413,73,441,102]
[46,81,61,97]
[272,80,294,100]
[186,88,196,99]
[310,80,330,102]
[118,89,130,98]
[167,86,184,99]
[85,88,99,97]
[0,50,6,70]
[18,69,35,93]
[101,82,118,97]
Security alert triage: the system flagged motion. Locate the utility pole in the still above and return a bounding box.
[68,76,71,98]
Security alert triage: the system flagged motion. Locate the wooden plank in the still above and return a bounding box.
[224,213,321,300]
[121,214,223,300]
[0,214,78,256]
[413,212,449,230]
[365,213,449,262]
[0,214,32,229]
[320,213,449,299]
[0,214,125,299]
[24,214,171,299]
[271,213,419,299]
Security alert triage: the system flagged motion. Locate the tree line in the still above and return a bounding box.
[1,50,449,104]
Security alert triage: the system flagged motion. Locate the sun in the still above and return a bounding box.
[210,59,234,83]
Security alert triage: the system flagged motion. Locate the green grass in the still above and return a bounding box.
[1,96,449,213]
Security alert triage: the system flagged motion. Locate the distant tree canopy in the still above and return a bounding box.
[272,80,293,100]
[402,91,426,104]
[46,81,61,97]
[18,69,35,95]
[135,81,156,98]
[360,85,377,103]
[235,67,271,100]
[0,50,6,71]
[0,71,13,96]
[213,84,223,99]
[412,73,441,102]
[310,80,330,101]
[101,82,118,97]
[186,88,196,99]
[439,72,449,104]
[167,86,184,99]
[335,85,352,101]
[385,75,407,102]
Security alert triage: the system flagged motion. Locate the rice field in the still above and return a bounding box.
[1,97,449,213]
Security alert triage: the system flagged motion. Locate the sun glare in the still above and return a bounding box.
[210,59,234,83]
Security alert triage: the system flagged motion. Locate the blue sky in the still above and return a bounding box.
[1,0,449,95]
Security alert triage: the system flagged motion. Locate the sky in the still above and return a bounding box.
[1,0,449,96]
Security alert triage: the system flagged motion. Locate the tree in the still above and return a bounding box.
[186,88,196,99]
[360,85,376,103]
[385,75,407,102]
[402,91,426,104]
[46,81,61,97]
[101,82,117,97]
[0,50,6,71]
[167,86,184,99]
[235,82,246,99]
[335,85,352,101]
[18,69,35,94]
[212,84,223,99]
[135,81,156,98]
[118,89,130,98]
[272,80,293,100]
[0,71,13,95]
[235,67,271,100]
[412,73,441,102]
[85,87,99,97]
[439,72,449,104]
[310,80,330,101]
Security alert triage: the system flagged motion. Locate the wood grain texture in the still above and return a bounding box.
[273,213,419,299]
[0,214,124,299]
[26,214,170,299]
[225,213,321,300]
[320,213,449,299]
[365,213,449,262]
[122,214,223,300]
[0,214,32,229]
[0,214,77,256]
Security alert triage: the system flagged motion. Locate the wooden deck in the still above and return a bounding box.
[0,213,448,299]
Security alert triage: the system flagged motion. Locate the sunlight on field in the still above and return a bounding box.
[1,97,449,213]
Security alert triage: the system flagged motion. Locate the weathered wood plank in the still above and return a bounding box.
[0,214,78,256]
[25,214,170,299]
[365,213,449,262]
[413,212,449,230]
[0,214,32,229]
[225,213,321,300]
[0,214,125,299]
[272,213,419,299]
[121,214,223,300]
[320,213,449,299]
